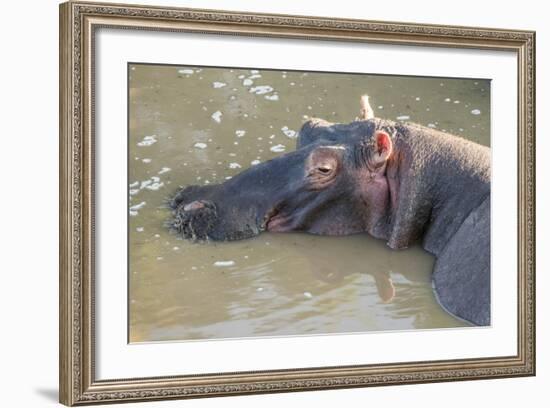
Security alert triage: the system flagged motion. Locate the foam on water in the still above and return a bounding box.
[129,201,146,217]
[140,179,152,189]
[211,111,223,123]
[137,135,157,147]
[145,181,164,191]
[214,261,236,267]
[249,85,274,95]
[281,126,297,138]
[270,144,286,153]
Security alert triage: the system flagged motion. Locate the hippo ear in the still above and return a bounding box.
[359,95,375,120]
[371,130,393,168]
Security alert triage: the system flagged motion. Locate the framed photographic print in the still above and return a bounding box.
[59,1,536,405]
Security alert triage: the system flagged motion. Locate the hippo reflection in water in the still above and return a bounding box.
[169,95,490,326]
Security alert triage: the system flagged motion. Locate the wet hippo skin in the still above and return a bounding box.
[169,96,491,326]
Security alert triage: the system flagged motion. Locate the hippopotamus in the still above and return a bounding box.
[169,95,491,326]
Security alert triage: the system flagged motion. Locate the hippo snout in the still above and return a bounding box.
[171,199,218,241]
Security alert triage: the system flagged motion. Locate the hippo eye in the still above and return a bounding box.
[306,147,341,188]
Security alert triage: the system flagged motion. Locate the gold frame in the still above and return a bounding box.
[59,1,536,405]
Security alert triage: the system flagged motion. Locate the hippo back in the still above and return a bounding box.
[432,195,491,326]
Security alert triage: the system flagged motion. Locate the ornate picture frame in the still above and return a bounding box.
[59,1,535,405]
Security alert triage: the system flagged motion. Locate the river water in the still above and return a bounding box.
[128,63,490,342]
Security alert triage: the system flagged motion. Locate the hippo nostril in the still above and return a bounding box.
[184,200,206,211]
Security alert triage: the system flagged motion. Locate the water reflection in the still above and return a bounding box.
[128,64,489,342]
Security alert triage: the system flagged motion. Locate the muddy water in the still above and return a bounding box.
[128,63,490,342]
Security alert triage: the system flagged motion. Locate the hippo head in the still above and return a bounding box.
[169,116,395,242]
